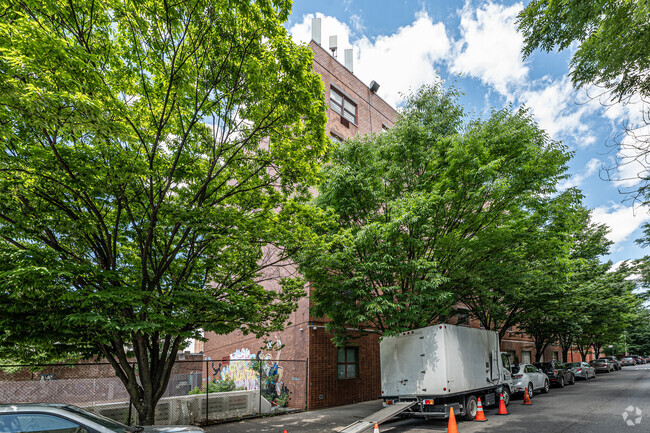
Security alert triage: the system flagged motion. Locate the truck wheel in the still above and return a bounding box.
[463,395,478,421]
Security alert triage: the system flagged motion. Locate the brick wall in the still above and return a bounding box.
[308,328,381,410]
[310,40,398,140]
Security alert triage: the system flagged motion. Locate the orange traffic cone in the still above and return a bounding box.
[497,393,508,415]
[373,422,379,433]
[522,388,532,405]
[447,407,459,433]
[475,397,487,422]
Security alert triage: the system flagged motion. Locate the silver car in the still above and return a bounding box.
[567,361,596,379]
[512,363,550,397]
[0,404,204,433]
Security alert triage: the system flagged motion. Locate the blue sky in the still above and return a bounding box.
[286,0,650,266]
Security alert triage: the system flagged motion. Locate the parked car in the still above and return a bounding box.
[620,357,636,366]
[512,363,550,397]
[0,404,205,433]
[603,356,621,370]
[567,362,596,379]
[629,355,644,364]
[534,361,575,387]
[590,358,613,372]
[596,358,618,371]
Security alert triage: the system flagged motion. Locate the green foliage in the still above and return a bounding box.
[518,0,650,102]
[294,83,571,342]
[188,377,243,394]
[0,0,327,424]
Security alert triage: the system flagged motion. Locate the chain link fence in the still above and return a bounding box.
[0,358,308,426]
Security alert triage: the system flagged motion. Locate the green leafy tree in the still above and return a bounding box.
[295,84,571,342]
[518,0,650,102]
[462,190,581,340]
[627,308,650,355]
[0,0,328,424]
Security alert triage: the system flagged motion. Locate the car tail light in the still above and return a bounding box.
[577,369,582,372]
[513,374,523,379]
[553,370,558,374]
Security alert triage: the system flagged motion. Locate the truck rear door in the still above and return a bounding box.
[382,331,424,396]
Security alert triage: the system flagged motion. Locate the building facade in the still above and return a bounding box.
[203,38,596,411]
[203,40,398,410]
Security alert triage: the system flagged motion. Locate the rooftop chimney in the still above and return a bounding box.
[344,49,353,72]
[311,17,321,45]
[329,35,338,57]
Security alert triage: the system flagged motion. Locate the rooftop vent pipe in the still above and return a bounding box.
[344,49,353,72]
[311,17,321,45]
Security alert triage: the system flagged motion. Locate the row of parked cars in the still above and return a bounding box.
[510,355,636,398]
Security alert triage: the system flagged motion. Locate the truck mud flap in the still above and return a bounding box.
[338,401,417,433]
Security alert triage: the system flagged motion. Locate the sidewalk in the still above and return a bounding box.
[203,400,384,433]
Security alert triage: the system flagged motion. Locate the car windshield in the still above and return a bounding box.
[567,362,581,368]
[61,405,130,432]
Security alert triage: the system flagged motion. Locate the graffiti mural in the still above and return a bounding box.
[208,338,291,406]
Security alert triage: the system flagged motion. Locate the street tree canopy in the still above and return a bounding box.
[295,84,571,343]
[0,0,328,424]
[518,0,650,102]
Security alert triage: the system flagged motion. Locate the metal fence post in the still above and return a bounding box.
[305,358,309,411]
[205,360,209,425]
[259,359,263,416]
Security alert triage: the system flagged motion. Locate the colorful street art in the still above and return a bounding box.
[208,338,291,406]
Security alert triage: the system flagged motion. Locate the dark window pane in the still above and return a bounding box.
[337,348,345,363]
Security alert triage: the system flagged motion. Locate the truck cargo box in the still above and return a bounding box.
[381,324,502,398]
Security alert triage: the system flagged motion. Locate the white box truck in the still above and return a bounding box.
[340,324,513,433]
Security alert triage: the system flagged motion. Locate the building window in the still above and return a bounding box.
[552,351,559,361]
[457,309,469,326]
[330,88,357,123]
[330,132,343,144]
[521,350,532,364]
[337,347,359,379]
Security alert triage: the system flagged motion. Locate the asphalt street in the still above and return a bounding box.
[204,365,650,433]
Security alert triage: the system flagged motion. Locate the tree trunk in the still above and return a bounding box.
[100,332,185,425]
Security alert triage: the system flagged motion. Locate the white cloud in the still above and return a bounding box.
[451,1,528,97]
[290,13,354,48]
[611,124,650,188]
[591,203,650,245]
[354,11,450,107]
[558,158,602,190]
[518,77,598,144]
[289,11,450,107]
[350,14,365,33]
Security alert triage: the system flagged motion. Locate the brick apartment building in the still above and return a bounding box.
[202,32,592,411]
[203,36,398,410]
